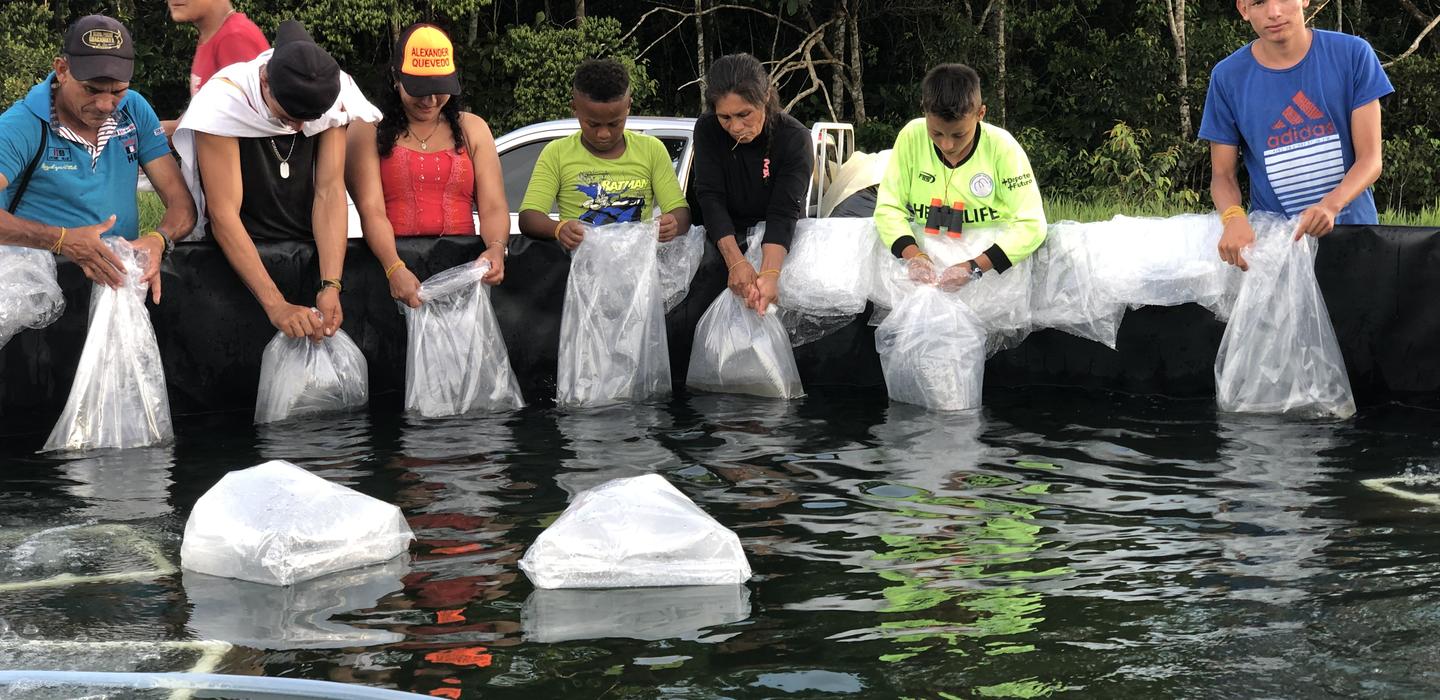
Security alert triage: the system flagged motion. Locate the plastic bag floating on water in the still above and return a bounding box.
[686,290,804,399]
[180,460,413,586]
[43,239,172,452]
[519,474,752,589]
[0,244,65,350]
[403,260,524,417]
[875,284,987,412]
[255,329,369,424]
[1215,215,1355,419]
[556,221,671,408]
[657,225,705,312]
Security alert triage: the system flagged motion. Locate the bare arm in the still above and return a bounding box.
[0,173,124,286]
[347,121,420,307]
[466,113,510,284]
[312,126,349,336]
[1210,141,1255,271]
[1295,99,1383,237]
[197,131,321,339]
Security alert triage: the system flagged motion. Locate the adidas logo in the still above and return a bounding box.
[1271,90,1326,130]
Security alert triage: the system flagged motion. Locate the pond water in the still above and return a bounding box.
[2,388,1439,698]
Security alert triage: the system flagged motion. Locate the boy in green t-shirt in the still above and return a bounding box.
[874,64,1046,290]
[518,58,690,250]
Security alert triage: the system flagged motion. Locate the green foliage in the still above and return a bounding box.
[0,2,56,106]
[1380,125,1440,213]
[1081,122,1201,210]
[492,17,655,132]
[854,120,899,153]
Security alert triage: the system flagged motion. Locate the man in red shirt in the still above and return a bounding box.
[162,0,269,137]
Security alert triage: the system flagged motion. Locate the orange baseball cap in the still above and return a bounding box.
[392,23,461,96]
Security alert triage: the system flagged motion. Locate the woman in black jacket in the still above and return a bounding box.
[691,53,815,314]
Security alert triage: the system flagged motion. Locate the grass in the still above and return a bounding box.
[1046,194,1440,227]
[140,191,1440,232]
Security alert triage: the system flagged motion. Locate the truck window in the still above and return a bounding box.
[659,137,686,172]
[500,140,550,212]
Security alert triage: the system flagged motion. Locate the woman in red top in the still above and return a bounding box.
[347,23,509,307]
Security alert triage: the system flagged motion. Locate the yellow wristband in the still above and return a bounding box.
[1220,205,1246,223]
[384,260,406,279]
[758,269,780,279]
[727,258,751,272]
[320,277,343,294]
[912,252,931,262]
[553,219,568,240]
[51,227,67,254]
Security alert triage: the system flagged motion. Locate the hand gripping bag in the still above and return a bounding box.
[43,239,172,451]
[181,460,414,586]
[0,245,65,350]
[519,474,752,588]
[686,289,804,399]
[403,260,524,417]
[920,225,1033,352]
[255,329,369,424]
[874,283,988,412]
[1215,215,1355,419]
[556,221,671,408]
[657,225,706,312]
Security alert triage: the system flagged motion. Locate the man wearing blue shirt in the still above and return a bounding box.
[1199,0,1393,270]
[0,15,195,300]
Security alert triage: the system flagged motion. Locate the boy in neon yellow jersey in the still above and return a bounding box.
[874,64,1046,290]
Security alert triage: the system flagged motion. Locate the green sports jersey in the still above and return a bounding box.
[519,130,687,225]
[874,118,1047,271]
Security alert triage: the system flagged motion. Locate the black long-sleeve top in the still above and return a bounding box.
[690,111,814,251]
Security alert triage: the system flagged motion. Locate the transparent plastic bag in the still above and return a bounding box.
[1027,221,1127,348]
[518,473,752,588]
[0,244,65,350]
[43,238,171,452]
[556,221,671,408]
[180,459,414,586]
[686,290,804,399]
[1084,214,1238,316]
[874,283,987,412]
[403,260,524,417]
[254,329,368,424]
[657,225,705,312]
[1215,215,1355,419]
[748,220,876,346]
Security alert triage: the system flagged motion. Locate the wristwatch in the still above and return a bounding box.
[148,229,175,260]
[968,260,985,278]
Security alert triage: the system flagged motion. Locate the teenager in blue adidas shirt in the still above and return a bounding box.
[1199,0,1392,270]
[0,15,195,299]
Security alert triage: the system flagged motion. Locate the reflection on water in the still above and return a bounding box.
[2,392,1440,697]
[522,585,750,643]
[184,557,408,649]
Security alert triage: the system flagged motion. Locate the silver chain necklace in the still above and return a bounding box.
[269,134,298,179]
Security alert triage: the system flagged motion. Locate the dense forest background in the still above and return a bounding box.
[3,0,1437,213]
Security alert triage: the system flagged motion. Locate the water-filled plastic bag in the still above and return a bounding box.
[181,460,413,586]
[43,239,171,451]
[519,474,752,588]
[255,329,369,424]
[556,221,671,407]
[403,260,524,417]
[1215,215,1355,418]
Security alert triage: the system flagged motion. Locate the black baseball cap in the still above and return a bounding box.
[63,15,135,83]
[267,20,341,121]
[391,24,462,97]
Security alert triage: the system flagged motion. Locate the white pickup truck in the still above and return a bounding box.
[344,117,878,237]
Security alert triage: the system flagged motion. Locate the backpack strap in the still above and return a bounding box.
[6,115,47,215]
